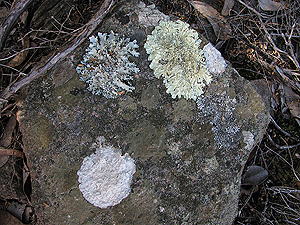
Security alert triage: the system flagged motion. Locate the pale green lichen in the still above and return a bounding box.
[144,20,212,100]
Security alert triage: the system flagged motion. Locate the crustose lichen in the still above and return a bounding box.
[77,137,136,208]
[76,31,140,98]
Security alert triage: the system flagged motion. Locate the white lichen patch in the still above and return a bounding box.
[76,31,140,98]
[167,141,182,158]
[203,43,227,74]
[144,20,212,100]
[203,156,219,174]
[77,137,136,208]
[242,131,255,151]
[137,1,169,27]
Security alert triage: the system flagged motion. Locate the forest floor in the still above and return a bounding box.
[0,0,300,224]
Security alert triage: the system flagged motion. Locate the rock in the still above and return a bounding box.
[17,0,270,224]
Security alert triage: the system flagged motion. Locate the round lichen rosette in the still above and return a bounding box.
[77,137,136,208]
[144,20,212,100]
[76,31,140,98]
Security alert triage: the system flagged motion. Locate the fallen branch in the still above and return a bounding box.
[270,116,292,137]
[0,0,115,100]
[267,133,300,150]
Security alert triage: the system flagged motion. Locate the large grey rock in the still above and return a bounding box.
[17,1,270,224]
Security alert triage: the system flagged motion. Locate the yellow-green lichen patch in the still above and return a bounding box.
[144,20,211,100]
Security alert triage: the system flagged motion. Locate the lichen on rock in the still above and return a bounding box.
[144,20,213,100]
[77,136,136,208]
[136,1,169,27]
[76,31,140,98]
[203,43,227,74]
[197,91,240,148]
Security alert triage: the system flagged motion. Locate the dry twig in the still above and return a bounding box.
[0,0,35,50]
[236,0,300,86]
[0,0,115,100]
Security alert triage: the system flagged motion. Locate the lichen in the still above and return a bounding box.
[144,20,212,100]
[77,136,136,208]
[76,31,140,98]
[242,131,255,151]
[197,92,240,148]
[203,43,226,74]
[137,1,169,27]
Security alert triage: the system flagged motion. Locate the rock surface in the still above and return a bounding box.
[17,1,270,224]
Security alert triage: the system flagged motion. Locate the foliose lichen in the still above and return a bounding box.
[144,20,212,100]
[76,31,140,98]
[77,136,136,208]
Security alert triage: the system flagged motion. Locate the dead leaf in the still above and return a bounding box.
[7,201,26,221]
[221,0,235,16]
[0,147,24,159]
[242,165,269,186]
[7,36,30,67]
[193,1,231,41]
[258,0,284,11]
[0,115,17,147]
[283,84,300,127]
[22,161,30,192]
[0,210,24,225]
[0,116,17,167]
[0,155,9,168]
[0,149,26,201]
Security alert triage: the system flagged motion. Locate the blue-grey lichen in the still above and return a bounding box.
[76,31,140,98]
[144,20,212,100]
